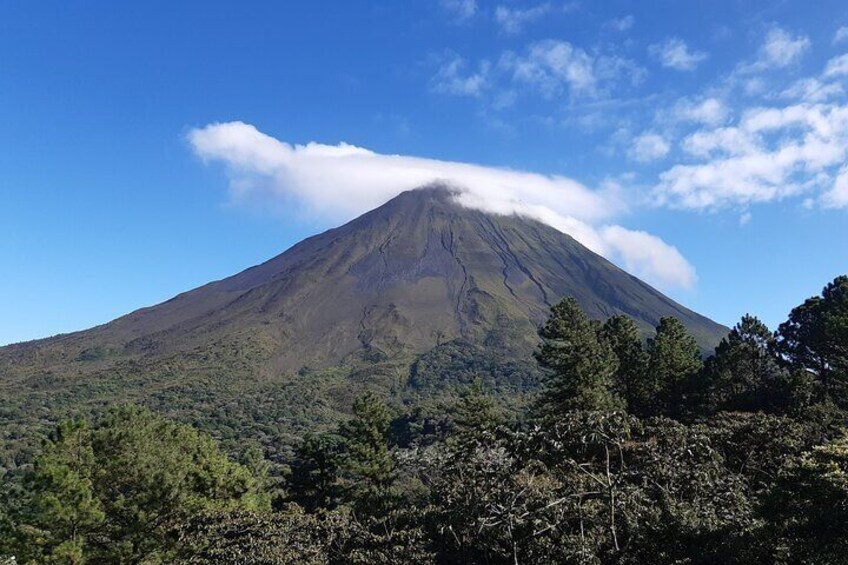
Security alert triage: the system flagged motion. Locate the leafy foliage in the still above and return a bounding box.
[3,275,848,563]
[1,406,268,563]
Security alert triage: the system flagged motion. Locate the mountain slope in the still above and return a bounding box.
[2,186,725,375]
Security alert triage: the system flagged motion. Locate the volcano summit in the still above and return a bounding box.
[2,186,724,374]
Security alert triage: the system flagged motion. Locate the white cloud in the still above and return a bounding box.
[834,26,848,44]
[605,15,634,32]
[681,127,758,158]
[649,38,708,71]
[739,211,752,225]
[441,0,477,22]
[824,53,848,77]
[672,97,728,125]
[432,53,491,96]
[822,165,848,208]
[600,226,697,290]
[495,3,552,35]
[753,27,810,70]
[781,78,844,102]
[629,133,670,162]
[500,40,643,99]
[189,121,697,289]
[654,101,848,210]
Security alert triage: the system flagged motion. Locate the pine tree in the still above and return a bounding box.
[706,315,788,412]
[291,432,347,510]
[600,315,649,415]
[26,420,104,564]
[776,275,848,406]
[341,393,394,490]
[17,406,269,563]
[535,298,623,416]
[646,317,703,417]
[450,380,503,448]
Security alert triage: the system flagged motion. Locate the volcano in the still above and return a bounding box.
[2,186,725,376]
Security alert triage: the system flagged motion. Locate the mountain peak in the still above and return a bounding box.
[2,186,726,373]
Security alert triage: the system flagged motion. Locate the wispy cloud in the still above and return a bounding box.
[494,3,552,35]
[649,38,708,71]
[824,53,848,77]
[189,121,698,289]
[746,27,810,71]
[499,40,644,99]
[632,26,848,213]
[835,26,848,45]
[628,133,670,162]
[440,0,478,23]
[604,15,634,32]
[671,97,728,126]
[431,53,491,96]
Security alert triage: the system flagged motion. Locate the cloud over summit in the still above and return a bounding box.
[189,121,697,290]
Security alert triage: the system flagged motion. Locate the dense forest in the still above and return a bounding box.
[1,275,847,564]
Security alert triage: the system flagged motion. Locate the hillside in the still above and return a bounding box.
[0,185,727,460]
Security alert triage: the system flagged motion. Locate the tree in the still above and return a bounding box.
[341,393,394,492]
[600,315,649,415]
[290,432,347,511]
[450,380,502,443]
[630,419,758,564]
[12,406,269,563]
[646,317,703,417]
[24,420,105,564]
[761,430,848,563]
[705,315,790,413]
[535,298,623,416]
[775,275,848,407]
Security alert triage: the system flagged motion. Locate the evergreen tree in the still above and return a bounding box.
[12,406,269,563]
[452,380,502,436]
[290,432,347,510]
[341,393,394,490]
[705,315,789,413]
[646,317,703,417]
[25,420,105,564]
[600,315,649,415]
[535,298,623,416]
[776,275,848,407]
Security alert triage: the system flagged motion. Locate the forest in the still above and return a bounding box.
[1,275,847,564]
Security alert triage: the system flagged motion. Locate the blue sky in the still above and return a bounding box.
[2,0,848,346]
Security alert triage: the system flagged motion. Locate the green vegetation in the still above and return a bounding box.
[1,275,848,563]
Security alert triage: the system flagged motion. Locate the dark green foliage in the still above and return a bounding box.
[645,317,703,417]
[627,418,758,564]
[599,315,649,415]
[23,420,104,564]
[449,380,503,442]
[535,298,624,415]
[408,339,540,391]
[3,277,848,564]
[173,505,341,564]
[174,504,435,565]
[704,315,793,413]
[2,406,268,564]
[340,393,394,491]
[760,431,848,563]
[289,433,347,511]
[776,275,848,407]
